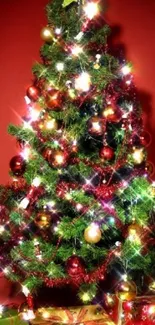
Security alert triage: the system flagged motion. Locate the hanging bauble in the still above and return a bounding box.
[88,117,104,136]
[10,155,26,177]
[49,150,69,168]
[66,255,85,278]
[26,85,40,102]
[84,224,102,244]
[40,26,54,43]
[116,280,137,301]
[131,147,145,165]
[99,146,114,161]
[140,131,152,147]
[102,106,121,123]
[145,161,155,176]
[42,148,53,162]
[34,212,51,229]
[45,89,64,110]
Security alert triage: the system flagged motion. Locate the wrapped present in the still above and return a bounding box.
[29,305,115,325]
[0,308,27,325]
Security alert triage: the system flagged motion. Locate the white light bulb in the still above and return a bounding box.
[121,65,131,75]
[75,72,91,92]
[0,306,4,314]
[55,28,62,35]
[71,45,83,56]
[32,177,41,187]
[24,96,31,105]
[21,147,31,161]
[22,310,35,321]
[29,108,40,121]
[74,31,84,41]
[0,226,5,234]
[3,267,9,275]
[56,62,64,71]
[84,2,99,20]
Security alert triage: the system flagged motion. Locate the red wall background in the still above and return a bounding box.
[0,0,155,184]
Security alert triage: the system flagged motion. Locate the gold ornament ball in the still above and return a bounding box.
[40,27,54,43]
[116,280,137,301]
[84,224,102,244]
[35,212,51,229]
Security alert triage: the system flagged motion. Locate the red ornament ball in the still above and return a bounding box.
[26,85,40,101]
[66,255,86,278]
[140,131,152,147]
[10,155,26,176]
[88,117,104,136]
[99,146,114,161]
[45,89,64,110]
[49,150,69,168]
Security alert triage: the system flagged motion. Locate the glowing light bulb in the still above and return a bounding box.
[56,62,64,71]
[32,177,41,187]
[29,108,40,121]
[92,121,100,131]
[75,72,91,92]
[22,310,35,321]
[132,148,144,165]
[148,305,155,315]
[121,65,131,75]
[0,226,5,234]
[3,267,9,275]
[55,27,62,35]
[55,153,64,165]
[82,292,90,302]
[21,147,31,161]
[46,119,56,130]
[42,311,50,319]
[84,2,99,20]
[71,45,83,56]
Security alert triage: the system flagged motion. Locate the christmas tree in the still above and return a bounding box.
[0,0,155,322]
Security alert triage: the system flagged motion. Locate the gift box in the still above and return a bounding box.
[29,305,115,325]
[0,308,27,325]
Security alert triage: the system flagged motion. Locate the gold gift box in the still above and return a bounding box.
[30,305,115,325]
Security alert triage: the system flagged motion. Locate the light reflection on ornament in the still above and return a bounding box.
[32,177,41,187]
[132,148,145,165]
[84,223,102,244]
[75,72,91,92]
[84,2,99,20]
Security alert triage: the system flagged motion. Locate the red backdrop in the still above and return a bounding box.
[0,0,155,185]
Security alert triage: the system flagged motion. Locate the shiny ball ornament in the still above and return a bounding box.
[10,155,26,176]
[84,224,102,244]
[88,117,104,136]
[26,85,40,102]
[49,150,69,168]
[103,106,121,123]
[66,255,85,277]
[40,26,54,43]
[45,89,64,110]
[116,280,137,301]
[131,147,145,165]
[140,131,152,147]
[35,212,51,229]
[99,146,114,161]
[104,293,117,309]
